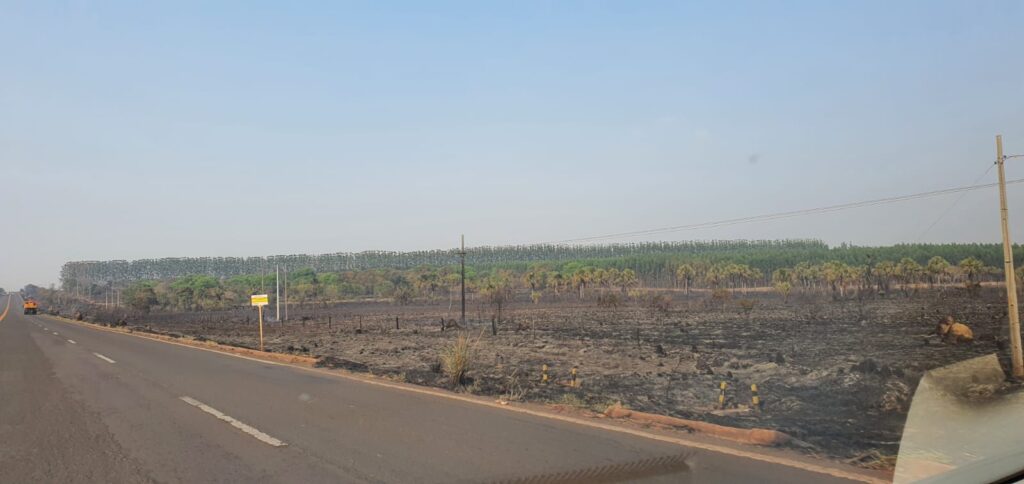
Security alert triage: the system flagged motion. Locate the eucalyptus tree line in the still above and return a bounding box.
[61,241,1019,299]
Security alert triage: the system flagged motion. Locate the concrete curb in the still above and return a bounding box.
[604,403,793,446]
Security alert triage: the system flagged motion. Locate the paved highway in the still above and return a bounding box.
[0,294,881,483]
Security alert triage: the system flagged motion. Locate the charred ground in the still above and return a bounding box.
[37,286,1017,467]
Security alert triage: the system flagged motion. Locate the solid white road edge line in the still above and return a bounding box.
[93,352,116,363]
[179,396,287,447]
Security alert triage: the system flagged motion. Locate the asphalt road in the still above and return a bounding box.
[0,294,878,483]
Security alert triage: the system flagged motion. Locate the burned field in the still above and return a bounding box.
[52,286,1015,465]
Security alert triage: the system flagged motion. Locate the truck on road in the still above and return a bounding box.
[23,299,38,315]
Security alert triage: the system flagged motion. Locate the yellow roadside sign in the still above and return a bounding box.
[251,294,269,351]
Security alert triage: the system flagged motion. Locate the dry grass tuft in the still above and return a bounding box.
[440,332,476,387]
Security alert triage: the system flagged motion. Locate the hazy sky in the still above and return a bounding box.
[2,1,1023,290]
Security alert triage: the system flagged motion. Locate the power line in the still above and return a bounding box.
[915,162,996,241]
[547,178,1024,245]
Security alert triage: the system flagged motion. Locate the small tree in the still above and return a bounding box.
[774,281,792,303]
[648,293,672,313]
[596,292,622,308]
[958,257,985,285]
[737,298,756,318]
[772,268,794,302]
[126,283,159,314]
[709,287,731,307]
[571,267,594,300]
[480,272,514,335]
[821,261,848,299]
[618,268,638,292]
[926,256,951,288]
[392,285,413,305]
[872,261,897,294]
[522,265,548,292]
[675,264,695,294]
[547,272,564,299]
[896,258,923,296]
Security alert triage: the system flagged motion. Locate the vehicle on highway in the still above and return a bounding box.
[22,298,38,315]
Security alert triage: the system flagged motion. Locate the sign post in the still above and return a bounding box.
[251,294,269,351]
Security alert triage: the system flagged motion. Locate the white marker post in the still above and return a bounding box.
[251,294,270,351]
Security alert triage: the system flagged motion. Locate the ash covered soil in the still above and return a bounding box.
[52,287,1017,466]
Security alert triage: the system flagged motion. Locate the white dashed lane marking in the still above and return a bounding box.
[93,353,116,363]
[179,396,287,447]
[67,339,76,344]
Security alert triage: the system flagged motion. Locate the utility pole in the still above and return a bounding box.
[276,264,281,322]
[460,234,466,327]
[996,135,1023,378]
[284,266,289,323]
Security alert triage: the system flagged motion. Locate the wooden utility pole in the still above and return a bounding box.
[258,305,265,351]
[460,234,466,327]
[996,135,1023,378]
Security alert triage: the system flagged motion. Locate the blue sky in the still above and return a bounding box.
[1,1,1023,288]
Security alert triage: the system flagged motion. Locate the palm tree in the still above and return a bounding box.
[774,281,793,303]
[959,257,985,285]
[571,267,594,300]
[926,256,951,288]
[845,265,868,293]
[592,268,609,289]
[603,268,621,289]
[704,264,723,289]
[481,271,514,334]
[821,261,847,298]
[772,267,793,285]
[793,262,820,290]
[896,258,923,295]
[676,264,695,295]
[742,266,763,292]
[618,268,638,293]
[548,271,564,298]
[522,266,547,292]
[872,260,897,294]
